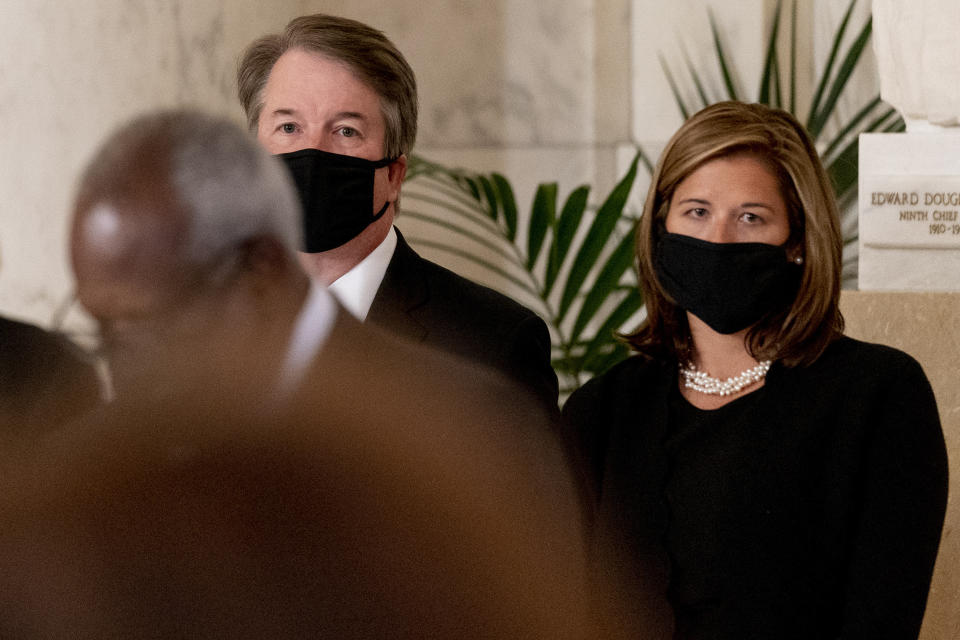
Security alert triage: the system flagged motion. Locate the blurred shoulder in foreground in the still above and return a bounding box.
[0,313,610,639]
[0,315,100,437]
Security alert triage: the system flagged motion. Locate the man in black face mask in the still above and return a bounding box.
[237,14,559,414]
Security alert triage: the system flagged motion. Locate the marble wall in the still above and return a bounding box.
[2,0,881,331]
[0,0,313,328]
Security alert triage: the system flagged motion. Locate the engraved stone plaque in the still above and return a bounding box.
[861,176,960,249]
[859,133,960,291]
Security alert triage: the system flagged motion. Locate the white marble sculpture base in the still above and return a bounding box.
[859,132,960,291]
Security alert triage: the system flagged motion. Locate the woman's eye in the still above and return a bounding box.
[741,212,761,223]
[690,207,708,218]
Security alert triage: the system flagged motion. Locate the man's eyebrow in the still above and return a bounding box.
[263,109,368,122]
[265,108,298,119]
[332,111,367,121]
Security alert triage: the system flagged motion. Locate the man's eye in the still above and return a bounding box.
[339,127,357,138]
[280,123,297,134]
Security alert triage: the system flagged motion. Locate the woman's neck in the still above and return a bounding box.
[681,313,768,409]
[686,314,758,376]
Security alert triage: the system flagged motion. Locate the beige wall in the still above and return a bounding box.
[0,1,874,333]
[841,291,960,639]
[0,0,314,328]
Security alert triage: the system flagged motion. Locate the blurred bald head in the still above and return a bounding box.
[70,110,309,395]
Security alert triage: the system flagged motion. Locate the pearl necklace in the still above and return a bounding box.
[679,360,772,396]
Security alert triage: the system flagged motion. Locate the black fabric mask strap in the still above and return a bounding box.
[372,157,397,169]
[371,199,391,222]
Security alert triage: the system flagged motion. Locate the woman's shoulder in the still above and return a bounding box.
[563,353,668,414]
[785,335,933,404]
[817,335,926,377]
[578,353,666,392]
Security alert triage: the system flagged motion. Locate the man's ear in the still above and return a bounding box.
[385,154,407,201]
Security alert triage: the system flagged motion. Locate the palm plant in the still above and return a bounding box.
[659,0,903,280]
[402,153,649,393]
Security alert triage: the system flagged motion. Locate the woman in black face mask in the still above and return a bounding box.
[562,102,947,640]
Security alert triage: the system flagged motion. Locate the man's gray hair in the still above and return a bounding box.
[77,109,302,266]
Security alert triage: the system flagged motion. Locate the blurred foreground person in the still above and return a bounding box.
[0,336,593,638]
[69,108,317,399]
[0,314,100,437]
[0,109,608,638]
[563,102,948,639]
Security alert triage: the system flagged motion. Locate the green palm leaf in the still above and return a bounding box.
[545,185,590,297]
[578,290,644,373]
[808,16,873,138]
[681,45,711,109]
[404,151,644,387]
[492,173,518,241]
[528,182,557,271]
[477,175,500,220]
[570,226,637,345]
[709,8,739,101]
[758,0,783,106]
[557,152,640,323]
[660,53,689,120]
[806,0,857,133]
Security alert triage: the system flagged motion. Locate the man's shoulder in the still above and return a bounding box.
[377,231,558,409]
[0,315,92,374]
[1,314,61,349]
[0,314,101,431]
[390,232,542,325]
[421,255,537,319]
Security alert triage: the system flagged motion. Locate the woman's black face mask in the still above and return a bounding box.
[654,232,802,334]
[278,148,395,253]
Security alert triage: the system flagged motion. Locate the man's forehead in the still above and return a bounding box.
[262,49,382,115]
[81,204,127,258]
[74,200,192,303]
[77,201,185,260]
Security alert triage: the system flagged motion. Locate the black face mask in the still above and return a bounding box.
[654,232,802,334]
[278,148,395,252]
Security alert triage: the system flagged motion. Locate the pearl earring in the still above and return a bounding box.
[794,256,804,265]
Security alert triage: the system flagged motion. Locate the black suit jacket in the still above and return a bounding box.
[367,229,558,412]
[0,315,100,435]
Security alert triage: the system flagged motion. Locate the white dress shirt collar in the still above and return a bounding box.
[278,282,338,396]
[327,226,397,321]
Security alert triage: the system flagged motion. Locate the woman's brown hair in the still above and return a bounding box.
[624,101,844,367]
